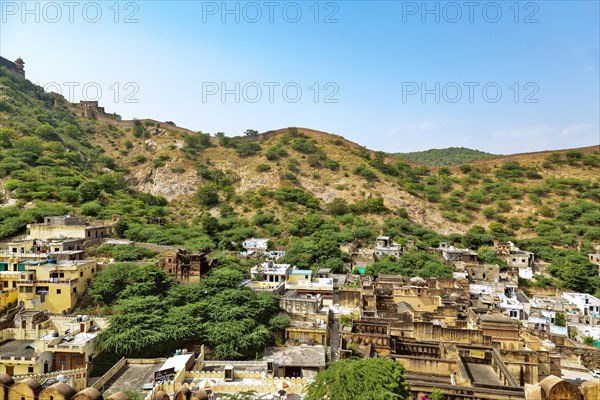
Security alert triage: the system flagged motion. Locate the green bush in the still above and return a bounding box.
[256,164,271,172]
[353,165,378,180]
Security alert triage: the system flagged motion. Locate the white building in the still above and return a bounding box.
[243,238,270,251]
[250,261,291,283]
[498,293,525,320]
[374,236,402,258]
[563,292,600,317]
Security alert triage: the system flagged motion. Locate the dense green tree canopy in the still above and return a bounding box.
[364,252,452,278]
[305,357,410,400]
[95,263,284,359]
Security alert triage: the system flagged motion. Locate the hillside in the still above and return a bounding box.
[398,147,499,165]
[1,66,600,293]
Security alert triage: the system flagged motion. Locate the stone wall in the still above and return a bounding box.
[393,355,456,376]
[413,322,491,345]
[339,288,361,308]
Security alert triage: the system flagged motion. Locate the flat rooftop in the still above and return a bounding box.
[282,291,321,300]
[466,363,503,386]
[101,363,162,394]
[158,353,194,372]
[289,270,311,275]
[57,332,98,347]
[0,340,36,358]
[264,345,326,368]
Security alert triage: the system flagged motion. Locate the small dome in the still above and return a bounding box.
[152,391,169,400]
[0,373,14,386]
[192,389,209,400]
[19,378,42,391]
[174,387,191,400]
[73,387,103,400]
[46,382,76,398]
[106,392,129,400]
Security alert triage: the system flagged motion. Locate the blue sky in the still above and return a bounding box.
[1,0,598,153]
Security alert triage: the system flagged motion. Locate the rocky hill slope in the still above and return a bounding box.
[1,66,599,239]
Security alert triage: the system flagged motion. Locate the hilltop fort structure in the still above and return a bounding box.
[0,56,25,76]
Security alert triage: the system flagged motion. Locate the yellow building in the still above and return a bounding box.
[27,215,112,243]
[16,260,97,314]
[0,311,104,376]
[392,286,440,313]
[1,256,98,314]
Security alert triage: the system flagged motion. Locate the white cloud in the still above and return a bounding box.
[491,125,554,140]
[560,123,596,137]
[387,120,454,135]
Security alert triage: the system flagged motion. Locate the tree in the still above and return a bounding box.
[197,183,220,206]
[554,312,566,327]
[305,357,410,400]
[327,198,348,216]
[0,128,14,147]
[244,129,259,136]
[584,336,596,346]
[430,388,444,400]
[89,263,174,306]
[114,219,129,237]
[78,180,102,202]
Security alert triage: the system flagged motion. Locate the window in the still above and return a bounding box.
[59,273,64,278]
[73,288,77,293]
[56,289,61,294]
[92,268,95,273]
[80,271,83,277]
[25,286,33,293]
[28,367,34,373]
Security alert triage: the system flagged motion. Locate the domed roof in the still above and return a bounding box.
[0,373,14,386]
[539,375,566,393]
[152,391,169,400]
[192,389,209,400]
[106,392,129,400]
[73,387,103,400]
[17,378,42,392]
[174,387,191,400]
[45,382,76,398]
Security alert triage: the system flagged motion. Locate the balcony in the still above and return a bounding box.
[17,278,78,285]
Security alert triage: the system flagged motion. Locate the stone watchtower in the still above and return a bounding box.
[14,57,25,76]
